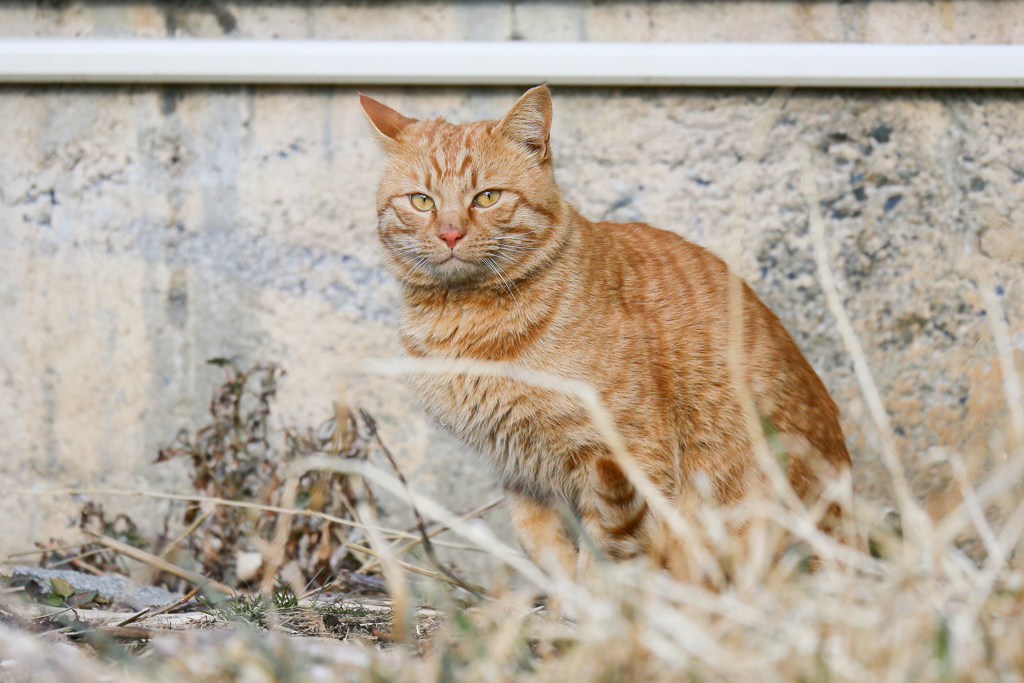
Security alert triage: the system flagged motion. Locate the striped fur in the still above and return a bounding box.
[361,87,852,578]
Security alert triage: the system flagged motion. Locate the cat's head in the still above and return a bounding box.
[360,86,566,291]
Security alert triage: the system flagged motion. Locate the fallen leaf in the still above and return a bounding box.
[50,577,75,599]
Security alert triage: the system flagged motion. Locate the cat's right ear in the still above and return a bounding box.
[359,93,417,153]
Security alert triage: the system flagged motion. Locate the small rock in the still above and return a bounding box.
[8,566,179,610]
[236,552,264,583]
[883,194,903,212]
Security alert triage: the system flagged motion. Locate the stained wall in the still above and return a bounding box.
[2,1,1023,568]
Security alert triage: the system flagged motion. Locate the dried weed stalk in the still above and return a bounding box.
[154,359,377,591]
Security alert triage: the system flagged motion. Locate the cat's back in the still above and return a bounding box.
[577,217,795,350]
[573,217,736,331]
[570,216,849,478]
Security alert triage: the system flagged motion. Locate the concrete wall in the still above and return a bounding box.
[3,2,1024,565]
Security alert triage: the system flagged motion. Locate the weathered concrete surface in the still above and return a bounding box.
[4,1,1024,43]
[2,3,1024,570]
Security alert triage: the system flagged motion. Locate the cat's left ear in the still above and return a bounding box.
[496,85,552,161]
[359,93,418,153]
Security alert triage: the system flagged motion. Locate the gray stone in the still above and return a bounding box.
[8,566,179,610]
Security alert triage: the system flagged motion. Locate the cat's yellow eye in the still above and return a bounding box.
[409,193,435,211]
[472,190,501,208]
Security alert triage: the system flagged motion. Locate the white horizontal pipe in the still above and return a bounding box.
[1,40,1023,88]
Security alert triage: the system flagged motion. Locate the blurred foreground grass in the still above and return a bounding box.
[3,348,1024,682]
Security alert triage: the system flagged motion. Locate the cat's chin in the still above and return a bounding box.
[396,255,491,289]
[431,258,492,287]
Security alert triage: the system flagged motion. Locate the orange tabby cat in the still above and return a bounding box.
[360,86,851,577]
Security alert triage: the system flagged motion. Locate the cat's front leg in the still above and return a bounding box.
[506,490,578,579]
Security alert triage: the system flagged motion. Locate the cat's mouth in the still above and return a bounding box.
[387,248,490,287]
[437,254,479,274]
[426,253,492,285]
[439,250,481,266]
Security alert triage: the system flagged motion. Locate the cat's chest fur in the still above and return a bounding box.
[398,285,601,501]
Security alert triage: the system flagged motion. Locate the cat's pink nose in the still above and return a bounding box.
[439,230,464,250]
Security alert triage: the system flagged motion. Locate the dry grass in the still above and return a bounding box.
[6,439,1024,682]
[4,100,1024,682]
[5,306,1024,681]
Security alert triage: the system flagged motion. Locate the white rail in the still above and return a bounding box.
[0,40,1022,87]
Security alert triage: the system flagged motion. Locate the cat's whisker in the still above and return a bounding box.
[481,261,506,295]
[492,230,539,240]
[492,251,528,266]
[490,251,528,264]
[486,263,515,301]
[490,259,524,280]
[489,240,531,253]
[384,240,424,256]
[483,259,520,303]
[491,237,538,247]
[392,253,435,285]
[491,240,531,249]
[393,259,421,284]
[491,260,523,302]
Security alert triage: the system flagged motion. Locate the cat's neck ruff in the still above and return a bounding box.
[396,212,584,363]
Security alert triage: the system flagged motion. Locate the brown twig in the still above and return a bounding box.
[360,410,487,599]
[4,541,91,561]
[159,507,215,560]
[43,547,106,570]
[114,606,154,628]
[144,586,202,619]
[359,496,505,574]
[344,540,487,595]
[79,625,155,640]
[18,488,417,541]
[69,558,107,576]
[84,532,234,595]
[114,587,202,627]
